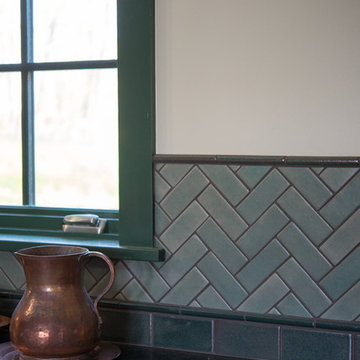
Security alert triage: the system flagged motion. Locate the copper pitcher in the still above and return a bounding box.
[10,245,115,358]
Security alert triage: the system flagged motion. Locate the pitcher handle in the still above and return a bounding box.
[83,251,115,325]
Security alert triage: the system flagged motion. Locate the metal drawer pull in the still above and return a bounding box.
[62,214,107,234]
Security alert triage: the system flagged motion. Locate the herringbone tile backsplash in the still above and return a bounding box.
[1,163,360,322]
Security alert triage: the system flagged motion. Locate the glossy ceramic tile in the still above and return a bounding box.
[279,167,332,209]
[215,319,279,359]
[282,328,350,360]
[236,169,289,224]
[100,309,150,345]
[1,163,360,324]
[153,315,212,352]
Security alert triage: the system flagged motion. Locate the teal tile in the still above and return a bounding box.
[279,167,332,209]
[84,268,97,291]
[189,300,201,308]
[237,274,289,313]
[320,208,360,265]
[89,261,132,299]
[159,235,207,286]
[237,205,289,258]
[236,239,289,292]
[278,259,331,316]
[320,172,360,228]
[124,260,169,301]
[282,328,350,360]
[154,204,171,236]
[121,279,153,303]
[159,164,192,187]
[237,169,289,224]
[278,223,332,281]
[269,308,281,315]
[277,188,332,245]
[161,268,208,306]
[153,315,212,352]
[320,245,360,300]
[198,185,247,240]
[197,218,247,274]
[114,293,126,301]
[320,168,358,192]
[199,164,248,205]
[197,286,231,311]
[154,172,171,203]
[355,335,360,360]
[0,252,25,288]
[100,309,150,345]
[160,167,209,219]
[86,256,109,280]
[321,281,360,321]
[160,201,208,253]
[0,268,17,292]
[154,162,164,171]
[215,320,279,360]
[236,165,271,189]
[312,167,324,174]
[277,293,312,318]
[198,253,247,308]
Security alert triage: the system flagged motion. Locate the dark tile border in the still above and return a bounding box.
[154,154,360,167]
[2,295,360,359]
[3,294,360,335]
[282,327,351,360]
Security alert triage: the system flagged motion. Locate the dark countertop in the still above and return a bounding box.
[119,345,243,360]
[0,341,243,360]
[0,328,242,360]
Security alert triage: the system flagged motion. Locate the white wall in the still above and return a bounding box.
[155,0,360,156]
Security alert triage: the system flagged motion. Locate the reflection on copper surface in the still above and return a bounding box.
[24,298,36,317]
[37,330,49,341]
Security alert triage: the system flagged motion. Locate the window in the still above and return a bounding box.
[0,0,162,261]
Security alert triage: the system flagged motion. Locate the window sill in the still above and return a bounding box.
[0,233,165,262]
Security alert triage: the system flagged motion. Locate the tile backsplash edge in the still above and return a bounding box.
[0,295,359,359]
[153,154,360,167]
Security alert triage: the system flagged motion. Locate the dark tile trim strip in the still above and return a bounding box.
[2,293,360,333]
[153,154,360,167]
[315,319,360,332]
[245,313,314,328]
[99,301,360,334]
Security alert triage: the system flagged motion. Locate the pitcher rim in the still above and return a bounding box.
[15,245,89,258]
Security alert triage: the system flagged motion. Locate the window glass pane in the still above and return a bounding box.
[33,0,117,62]
[0,73,22,205]
[0,1,20,63]
[34,69,118,209]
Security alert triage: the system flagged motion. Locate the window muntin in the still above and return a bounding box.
[1,0,118,210]
[0,0,160,260]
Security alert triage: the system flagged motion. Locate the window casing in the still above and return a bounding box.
[0,0,162,261]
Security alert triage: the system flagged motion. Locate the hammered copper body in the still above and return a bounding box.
[10,246,115,358]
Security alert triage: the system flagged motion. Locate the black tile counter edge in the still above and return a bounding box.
[153,154,360,167]
[1,294,360,333]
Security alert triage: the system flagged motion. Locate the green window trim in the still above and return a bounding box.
[0,0,164,261]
